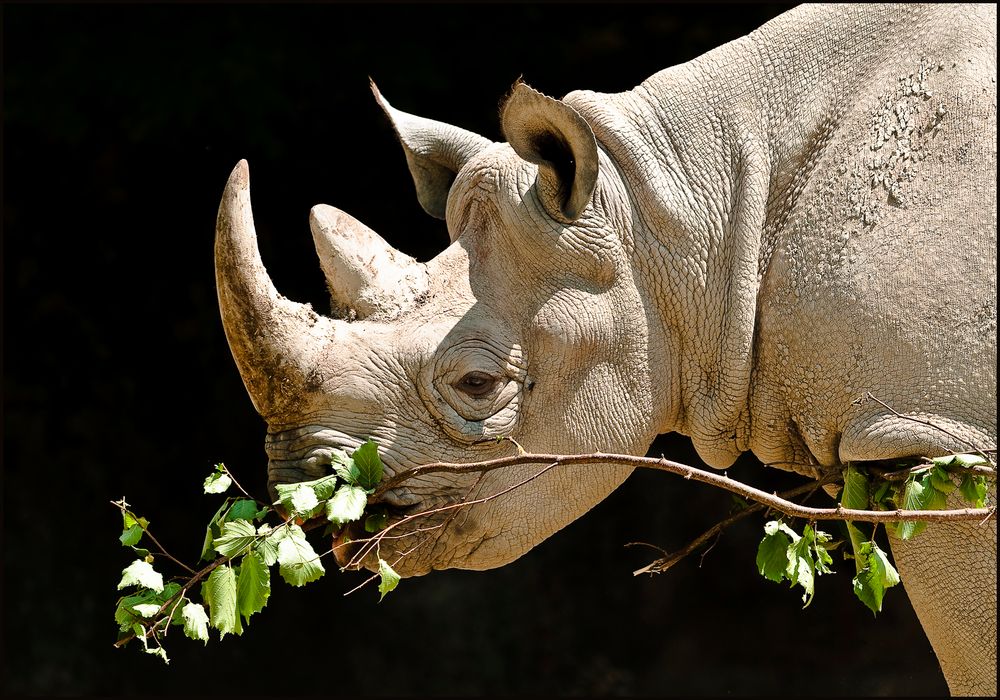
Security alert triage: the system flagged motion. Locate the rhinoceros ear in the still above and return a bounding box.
[501,81,599,222]
[371,80,493,220]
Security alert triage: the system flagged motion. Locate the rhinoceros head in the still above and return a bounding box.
[216,82,669,577]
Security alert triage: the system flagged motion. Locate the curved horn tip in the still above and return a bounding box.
[227,159,250,188]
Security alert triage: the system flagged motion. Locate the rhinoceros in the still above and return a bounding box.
[213,4,996,695]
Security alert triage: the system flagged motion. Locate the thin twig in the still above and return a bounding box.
[111,500,197,576]
[346,462,561,571]
[628,474,841,576]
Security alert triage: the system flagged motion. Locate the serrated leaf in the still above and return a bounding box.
[895,477,928,540]
[787,536,817,607]
[953,453,989,468]
[331,453,361,484]
[204,564,241,638]
[756,528,792,583]
[808,526,835,575]
[958,473,988,508]
[289,484,319,516]
[212,519,257,558]
[256,524,280,566]
[852,541,900,614]
[226,499,262,522]
[928,467,957,494]
[352,440,384,491]
[845,522,869,574]
[120,524,144,547]
[842,464,870,510]
[276,527,325,586]
[131,603,161,618]
[378,558,400,601]
[326,484,368,525]
[236,551,270,622]
[135,626,169,664]
[200,499,232,562]
[307,474,340,502]
[118,559,164,592]
[204,471,233,494]
[181,602,210,644]
[115,583,181,632]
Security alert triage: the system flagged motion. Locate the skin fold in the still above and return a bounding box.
[215,4,996,695]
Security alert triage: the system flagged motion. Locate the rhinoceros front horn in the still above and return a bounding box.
[309,204,428,320]
[215,160,334,419]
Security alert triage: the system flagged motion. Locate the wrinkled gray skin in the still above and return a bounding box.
[215,4,996,695]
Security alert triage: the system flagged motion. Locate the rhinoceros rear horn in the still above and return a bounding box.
[371,79,493,224]
[501,81,599,222]
[215,160,334,418]
[309,204,429,319]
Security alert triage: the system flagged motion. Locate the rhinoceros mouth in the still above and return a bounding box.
[264,424,426,509]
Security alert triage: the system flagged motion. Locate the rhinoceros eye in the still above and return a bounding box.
[454,371,498,398]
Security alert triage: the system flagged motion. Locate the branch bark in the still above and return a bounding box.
[372,451,996,525]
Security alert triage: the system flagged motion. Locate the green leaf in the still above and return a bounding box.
[115,583,181,632]
[255,524,280,566]
[236,551,270,622]
[958,473,989,508]
[808,526,835,575]
[276,525,325,586]
[953,453,989,468]
[181,602,210,645]
[131,603,161,618]
[326,485,368,525]
[352,440,384,491]
[842,464,870,510]
[756,525,792,583]
[289,484,319,516]
[331,452,361,485]
[787,535,817,607]
[871,481,894,509]
[852,541,900,614]
[928,466,957,494]
[931,454,956,467]
[378,558,400,602]
[200,499,232,562]
[120,524,144,547]
[135,627,170,665]
[845,522,868,574]
[895,477,929,540]
[306,474,340,502]
[204,564,241,638]
[226,499,264,522]
[364,510,389,533]
[118,559,164,592]
[204,471,233,494]
[212,519,257,558]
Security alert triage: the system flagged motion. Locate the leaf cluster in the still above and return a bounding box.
[756,520,837,607]
[756,454,992,615]
[870,454,991,540]
[113,443,402,664]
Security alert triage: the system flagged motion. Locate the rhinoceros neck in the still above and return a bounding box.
[565,3,995,470]
[562,7,896,469]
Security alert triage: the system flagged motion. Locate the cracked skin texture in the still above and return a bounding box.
[216,4,995,695]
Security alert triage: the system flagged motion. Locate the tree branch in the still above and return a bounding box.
[372,452,995,525]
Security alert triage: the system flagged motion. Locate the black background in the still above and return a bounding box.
[4,3,947,696]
